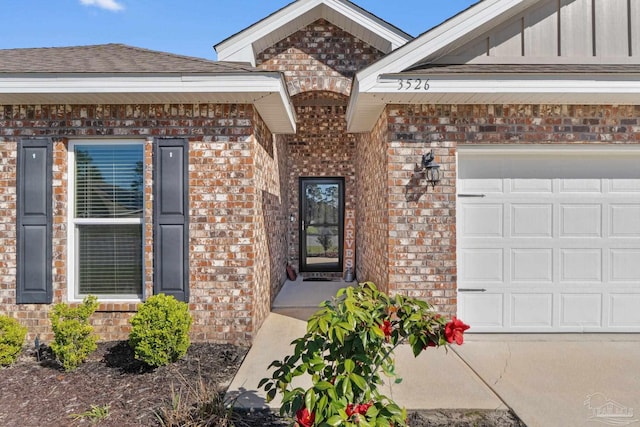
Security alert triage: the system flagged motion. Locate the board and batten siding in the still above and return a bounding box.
[434,0,640,63]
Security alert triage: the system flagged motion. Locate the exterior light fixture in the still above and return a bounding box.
[421,149,441,188]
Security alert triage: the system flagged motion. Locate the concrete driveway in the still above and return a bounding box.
[227,280,640,426]
[454,334,640,427]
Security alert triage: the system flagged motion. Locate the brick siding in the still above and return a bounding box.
[383,103,640,315]
[354,113,389,291]
[0,103,270,345]
[256,18,385,97]
[284,92,356,276]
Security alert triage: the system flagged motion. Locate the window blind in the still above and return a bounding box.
[77,224,142,295]
[75,145,143,219]
[73,144,144,297]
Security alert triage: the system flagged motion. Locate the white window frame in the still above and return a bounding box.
[67,139,145,302]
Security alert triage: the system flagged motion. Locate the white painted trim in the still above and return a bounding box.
[0,73,296,134]
[374,74,640,95]
[215,0,410,64]
[457,145,640,155]
[0,73,281,94]
[67,139,146,303]
[354,0,536,92]
[347,75,640,132]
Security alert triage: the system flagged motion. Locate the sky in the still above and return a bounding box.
[0,0,478,60]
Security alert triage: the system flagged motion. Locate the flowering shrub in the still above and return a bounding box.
[260,282,470,426]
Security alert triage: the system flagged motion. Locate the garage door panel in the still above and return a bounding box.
[560,249,602,282]
[460,204,503,237]
[511,204,553,237]
[459,178,503,193]
[511,294,553,327]
[459,293,504,327]
[511,249,553,282]
[460,249,503,281]
[559,179,602,193]
[609,179,640,193]
[560,294,602,327]
[459,150,640,332]
[610,205,640,237]
[560,204,602,237]
[610,249,640,281]
[610,294,640,326]
[511,178,552,193]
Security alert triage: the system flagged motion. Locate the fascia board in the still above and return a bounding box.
[0,72,297,134]
[0,73,283,95]
[324,0,411,49]
[216,0,411,63]
[216,0,322,61]
[373,73,640,95]
[355,0,531,92]
[347,74,640,132]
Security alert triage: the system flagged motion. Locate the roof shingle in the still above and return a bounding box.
[0,44,260,74]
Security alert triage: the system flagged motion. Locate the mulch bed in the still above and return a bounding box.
[0,342,525,427]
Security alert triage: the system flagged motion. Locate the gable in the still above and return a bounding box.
[215,0,411,66]
[256,19,387,96]
[347,0,640,132]
[431,0,640,64]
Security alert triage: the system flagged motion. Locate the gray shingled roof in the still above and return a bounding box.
[402,64,640,74]
[0,44,261,73]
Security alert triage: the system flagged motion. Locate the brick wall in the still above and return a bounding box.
[0,103,263,345]
[285,92,356,276]
[354,113,389,291]
[383,103,640,315]
[252,118,288,333]
[256,19,385,97]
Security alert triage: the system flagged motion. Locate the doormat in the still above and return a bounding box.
[303,277,333,282]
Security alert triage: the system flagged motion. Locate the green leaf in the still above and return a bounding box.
[305,389,317,412]
[344,359,355,374]
[372,325,384,338]
[266,388,276,403]
[350,373,367,391]
[327,415,344,426]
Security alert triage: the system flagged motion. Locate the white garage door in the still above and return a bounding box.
[457,148,640,332]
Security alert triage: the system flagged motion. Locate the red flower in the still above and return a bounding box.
[380,320,392,339]
[346,403,357,417]
[347,402,373,418]
[358,402,373,414]
[296,407,315,427]
[444,317,470,345]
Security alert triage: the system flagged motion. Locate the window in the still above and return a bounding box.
[68,141,144,300]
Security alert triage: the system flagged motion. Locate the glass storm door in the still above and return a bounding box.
[300,178,344,272]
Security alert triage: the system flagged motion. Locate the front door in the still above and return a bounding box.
[300,178,344,272]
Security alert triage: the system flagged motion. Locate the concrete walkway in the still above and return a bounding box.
[227,280,640,426]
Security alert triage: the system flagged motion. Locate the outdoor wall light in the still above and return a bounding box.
[421,149,441,188]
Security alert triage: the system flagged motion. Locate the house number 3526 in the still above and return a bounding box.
[397,78,430,90]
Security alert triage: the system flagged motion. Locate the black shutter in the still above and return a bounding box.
[16,138,52,304]
[153,138,189,302]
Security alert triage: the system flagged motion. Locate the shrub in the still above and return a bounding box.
[0,315,28,366]
[50,295,100,371]
[129,294,192,367]
[260,282,470,427]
